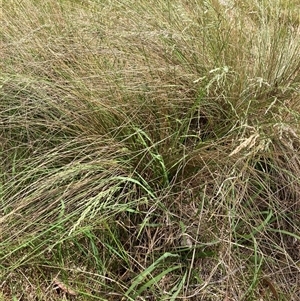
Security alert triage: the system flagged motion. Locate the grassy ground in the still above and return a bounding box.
[1,0,300,300]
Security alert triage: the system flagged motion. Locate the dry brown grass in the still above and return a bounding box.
[1,0,300,300]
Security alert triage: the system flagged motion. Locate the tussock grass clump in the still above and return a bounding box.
[1,0,300,300]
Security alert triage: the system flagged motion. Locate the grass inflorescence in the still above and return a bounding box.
[1,0,300,300]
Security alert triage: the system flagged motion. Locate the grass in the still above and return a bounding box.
[1,0,300,300]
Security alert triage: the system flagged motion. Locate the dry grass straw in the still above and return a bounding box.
[1,0,300,300]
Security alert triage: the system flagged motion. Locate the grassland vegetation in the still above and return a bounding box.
[1,0,300,300]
